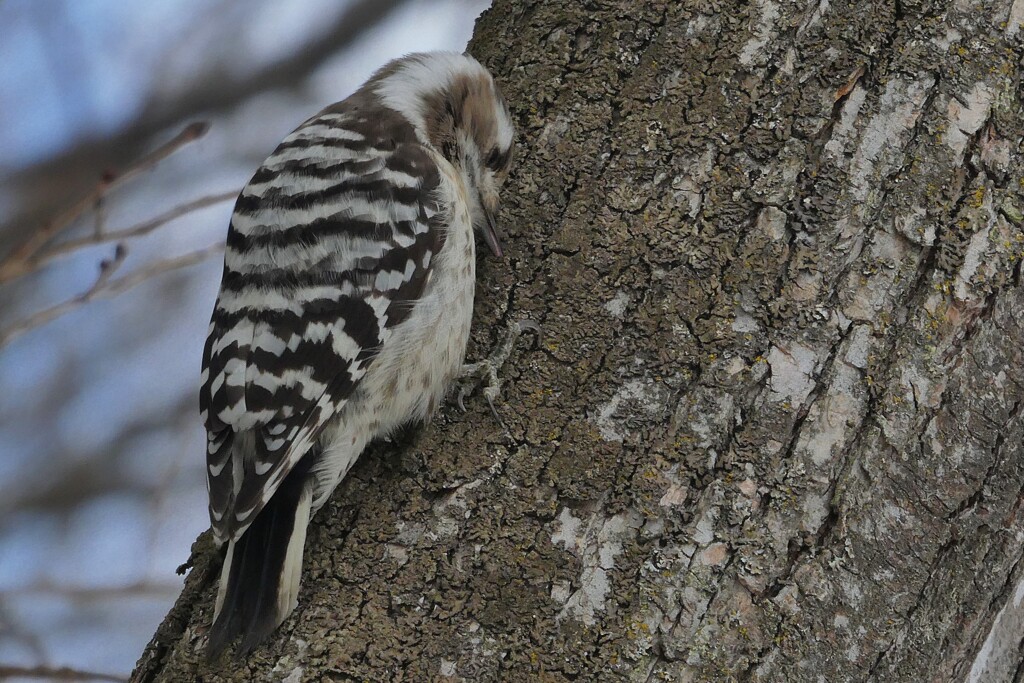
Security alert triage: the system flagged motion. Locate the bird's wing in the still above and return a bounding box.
[200,106,446,543]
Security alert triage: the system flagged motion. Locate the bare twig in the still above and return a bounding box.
[0,665,128,682]
[29,191,237,270]
[93,196,108,239]
[0,122,209,284]
[0,243,223,348]
[2,580,182,603]
[0,393,195,514]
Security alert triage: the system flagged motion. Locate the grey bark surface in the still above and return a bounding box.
[132,1,1024,681]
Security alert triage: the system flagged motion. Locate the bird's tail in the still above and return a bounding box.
[207,456,313,658]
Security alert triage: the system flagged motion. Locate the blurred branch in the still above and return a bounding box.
[0,665,128,682]
[3,0,408,240]
[3,580,182,604]
[127,0,407,134]
[0,243,224,348]
[0,122,211,282]
[27,191,237,272]
[0,120,235,349]
[1,393,196,515]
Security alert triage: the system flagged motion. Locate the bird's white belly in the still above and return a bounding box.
[312,201,476,508]
[364,223,476,426]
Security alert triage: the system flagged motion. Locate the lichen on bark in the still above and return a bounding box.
[133,1,1024,681]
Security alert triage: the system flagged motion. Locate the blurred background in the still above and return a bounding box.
[0,1,490,679]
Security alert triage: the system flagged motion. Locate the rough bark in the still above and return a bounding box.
[132,1,1024,681]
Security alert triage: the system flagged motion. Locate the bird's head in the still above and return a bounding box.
[370,52,515,257]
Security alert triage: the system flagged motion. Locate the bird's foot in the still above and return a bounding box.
[456,319,541,423]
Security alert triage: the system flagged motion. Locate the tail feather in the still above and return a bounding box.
[207,455,313,658]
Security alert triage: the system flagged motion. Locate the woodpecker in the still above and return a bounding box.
[199,52,515,656]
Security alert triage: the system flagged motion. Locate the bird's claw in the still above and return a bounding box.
[455,318,542,425]
[516,319,542,349]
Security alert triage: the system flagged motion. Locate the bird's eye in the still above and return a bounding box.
[486,146,511,171]
[486,147,501,169]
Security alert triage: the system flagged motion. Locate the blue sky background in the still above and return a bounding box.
[0,0,489,676]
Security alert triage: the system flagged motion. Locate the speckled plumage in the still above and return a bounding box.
[200,51,514,656]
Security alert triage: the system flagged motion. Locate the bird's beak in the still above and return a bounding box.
[480,194,504,259]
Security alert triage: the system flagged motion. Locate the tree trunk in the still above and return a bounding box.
[132,1,1024,680]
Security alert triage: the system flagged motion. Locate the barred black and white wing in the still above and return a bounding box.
[200,101,444,546]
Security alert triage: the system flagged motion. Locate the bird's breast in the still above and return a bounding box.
[353,169,476,428]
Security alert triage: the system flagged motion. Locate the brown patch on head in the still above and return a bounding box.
[421,73,500,165]
[352,53,514,176]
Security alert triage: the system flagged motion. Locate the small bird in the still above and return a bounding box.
[199,51,515,656]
